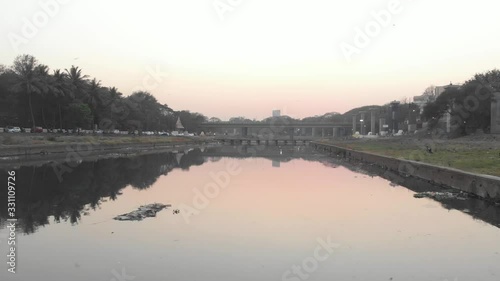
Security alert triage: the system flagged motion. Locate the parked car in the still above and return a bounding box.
[6,126,21,133]
[394,130,404,136]
[32,127,43,133]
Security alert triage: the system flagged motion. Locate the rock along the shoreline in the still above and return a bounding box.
[413,191,468,200]
[114,203,170,221]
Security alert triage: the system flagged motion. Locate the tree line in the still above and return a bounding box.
[0,54,208,133]
[3,54,496,136]
[422,69,499,135]
[0,149,206,234]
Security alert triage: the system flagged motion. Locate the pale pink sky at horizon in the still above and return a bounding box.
[2,0,500,120]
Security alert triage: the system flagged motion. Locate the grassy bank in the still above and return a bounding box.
[318,136,500,177]
[0,134,206,147]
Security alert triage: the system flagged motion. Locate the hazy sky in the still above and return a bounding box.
[1,0,500,120]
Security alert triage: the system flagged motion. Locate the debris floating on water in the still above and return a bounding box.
[114,203,170,221]
[413,191,469,200]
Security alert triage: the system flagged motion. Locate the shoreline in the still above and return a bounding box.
[317,135,500,176]
[0,136,217,168]
[323,151,500,228]
[311,141,500,203]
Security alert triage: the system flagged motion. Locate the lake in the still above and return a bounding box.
[1,145,499,281]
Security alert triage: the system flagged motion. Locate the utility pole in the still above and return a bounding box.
[390,101,400,134]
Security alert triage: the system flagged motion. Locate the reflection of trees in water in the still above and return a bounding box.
[179,149,204,170]
[324,155,500,229]
[0,149,205,234]
[7,144,497,235]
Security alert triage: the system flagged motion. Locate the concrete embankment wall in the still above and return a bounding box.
[0,140,210,158]
[311,142,500,202]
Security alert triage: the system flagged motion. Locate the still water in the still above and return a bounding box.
[1,145,500,281]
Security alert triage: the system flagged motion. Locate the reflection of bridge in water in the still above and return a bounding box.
[200,145,320,161]
[201,121,352,139]
[214,138,312,146]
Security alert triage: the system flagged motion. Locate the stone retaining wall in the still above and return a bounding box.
[312,142,500,202]
[0,141,209,158]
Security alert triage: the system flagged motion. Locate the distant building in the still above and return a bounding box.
[414,83,461,133]
[272,110,281,117]
[439,83,461,133]
[435,83,460,96]
[413,94,435,113]
[413,83,461,114]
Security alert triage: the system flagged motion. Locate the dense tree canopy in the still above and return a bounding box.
[422,70,499,134]
[0,55,207,132]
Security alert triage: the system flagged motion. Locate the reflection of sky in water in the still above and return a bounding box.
[0,147,499,281]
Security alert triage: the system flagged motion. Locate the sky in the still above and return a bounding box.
[1,0,500,120]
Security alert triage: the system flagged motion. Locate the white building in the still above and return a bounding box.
[413,83,461,114]
[413,94,434,114]
[272,110,281,117]
[433,83,461,133]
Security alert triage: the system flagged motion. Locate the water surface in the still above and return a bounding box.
[1,146,499,281]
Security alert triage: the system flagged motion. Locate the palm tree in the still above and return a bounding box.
[51,69,72,129]
[96,86,124,130]
[12,54,48,128]
[87,78,103,129]
[108,86,122,100]
[35,64,52,128]
[65,65,89,101]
